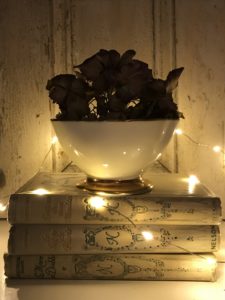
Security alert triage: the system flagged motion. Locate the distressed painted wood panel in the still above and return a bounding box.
[0,0,53,213]
[70,0,154,66]
[175,0,225,216]
[50,0,73,172]
[152,0,178,173]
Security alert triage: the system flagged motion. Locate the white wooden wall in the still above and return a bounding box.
[176,0,225,215]
[0,0,225,216]
[0,0,53,214]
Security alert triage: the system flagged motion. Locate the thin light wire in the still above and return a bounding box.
[178,131,225,155]
[1,136,62,205]
[183,133,209,148]
[102,204,136,227]
[94,201,216,263]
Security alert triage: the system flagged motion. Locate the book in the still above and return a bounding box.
[4,253,217,281]
[8,224,220,254]
[8,172,221,225]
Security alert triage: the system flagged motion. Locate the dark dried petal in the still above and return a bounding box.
[166,67,184,93]
[48,50,184,121]
[126,102,145,119]
[105,111,126,120]
[74,55,104,81]
[66,94,90,119]
[49,86,67,105]
[96,49,110,67]
[117,61,152,87]
[148,79,167,97]
[120,49,136,66]
[116,86,133,103]
[70,78,88,97]
[109,50,120,67]
[96,96,108,117]
[92,74,108,93]
[108,95,126,112]
[46,74,75,91]
[144,99,158,118]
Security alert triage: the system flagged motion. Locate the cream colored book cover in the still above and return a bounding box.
[8,172,221,225]
[4,253,217,281]
[8,224,220,254]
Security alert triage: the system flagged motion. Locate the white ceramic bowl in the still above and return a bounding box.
[52,120,178,180]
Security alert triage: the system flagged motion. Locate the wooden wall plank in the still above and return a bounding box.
[175,0,225,216]
[50,0,73,172]
[152,0,178,173]
[70,0,154,66]
[0,0,53,214]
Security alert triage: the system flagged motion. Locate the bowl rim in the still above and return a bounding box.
[51,118,179,123]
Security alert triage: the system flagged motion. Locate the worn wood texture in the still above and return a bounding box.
[50,0,73,172]
[175,0,225,216]
[0,0,53,213]
[152,0,178,173]
[70,0,154,66]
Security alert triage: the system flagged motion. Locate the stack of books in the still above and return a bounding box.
[4,172,221,281]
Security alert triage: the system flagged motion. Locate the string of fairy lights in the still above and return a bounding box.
[0,135,60,213]
[174,128,225,155]
[0,128,221,266]
[88,195,216,265]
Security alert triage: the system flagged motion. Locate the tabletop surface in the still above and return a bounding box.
[1,220,225,300]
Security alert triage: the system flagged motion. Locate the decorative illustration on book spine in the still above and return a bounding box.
[8,224,220,254]
[4,254,216,281]
[8,194,221,225]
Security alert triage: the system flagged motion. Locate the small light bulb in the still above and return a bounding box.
[174,129,183,135]
[142,231,154,241]
[51,136,58,145]
[89,196,105,209]
[206,257,217,265]
[31,188,50,195]
[187,175,200,194]
[0,203,7,212]
[188,175,200,185]
[212,145,221,153]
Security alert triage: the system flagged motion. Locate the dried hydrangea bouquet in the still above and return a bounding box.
[46,49,184,195]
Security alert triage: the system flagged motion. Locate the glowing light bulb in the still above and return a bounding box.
[31,188,50,195]
[188,175,200,185]
[174,128,183,135]
[142,231,154,241]
[0,203,7,211]
[89,196,105,209]
[74,149,80,156]
[188,175,200,194]
[206,257,217,265]
[51,136,58,145]
[212,145,221,153]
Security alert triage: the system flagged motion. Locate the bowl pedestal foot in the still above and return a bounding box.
[76,176,153,196]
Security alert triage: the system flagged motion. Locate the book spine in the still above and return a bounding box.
[8,224,220,254]
[4,253,217,281]
[8,194,221,225]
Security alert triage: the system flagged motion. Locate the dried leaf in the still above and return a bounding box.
[166,67,184,93]
[47,49,184,121]
[120,49,136,65]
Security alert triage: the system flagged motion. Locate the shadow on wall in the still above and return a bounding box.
[0,169,6,188]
